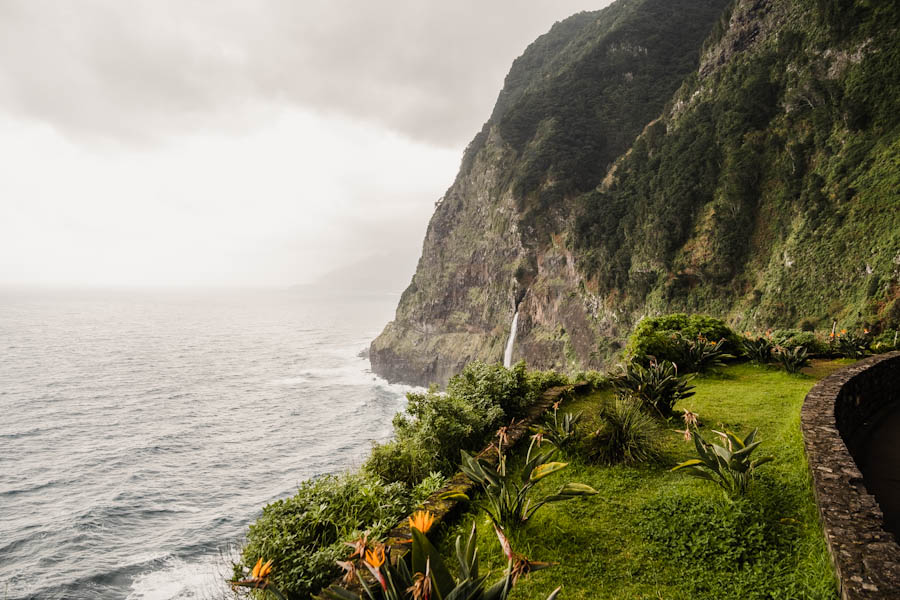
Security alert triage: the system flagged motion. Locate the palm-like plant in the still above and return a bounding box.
[457,439,598,531]
[672,428,773,499]
[613,360,695,418]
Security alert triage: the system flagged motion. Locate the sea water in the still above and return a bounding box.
[0,288,414,599]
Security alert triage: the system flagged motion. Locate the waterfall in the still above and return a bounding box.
[503,311,519,368]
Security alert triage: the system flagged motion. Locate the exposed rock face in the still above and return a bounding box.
[372,0,900,386]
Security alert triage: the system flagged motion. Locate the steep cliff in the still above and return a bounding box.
[371,0,900,386]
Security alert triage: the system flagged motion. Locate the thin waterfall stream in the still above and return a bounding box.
[503,311,519,368]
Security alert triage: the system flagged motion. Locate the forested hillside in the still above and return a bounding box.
[371,0,900,386]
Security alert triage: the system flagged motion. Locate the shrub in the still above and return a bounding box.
[571,369,610,390]
[771,329,827,353]
[672,428,772,499]
[366,387,504,485]
[626,314,741,364]
[834,330,870,358]
[613,359,696,418]
[448,361,535,417]
[774,346,811,374]
[235,471,443,598]
[366,361,556,486]
[873,329,899,353]
[585,396,664,465]
[740,334,774,363]
[797,317,818,332]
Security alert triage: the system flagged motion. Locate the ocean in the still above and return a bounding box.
[0,288,415,599]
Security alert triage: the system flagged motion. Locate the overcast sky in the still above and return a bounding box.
[0,0,609,288]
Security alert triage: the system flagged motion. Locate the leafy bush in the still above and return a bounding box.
[872,329,899,353]
[613,359,696,418]
[236,471,443,599]
[571,369,610,390]
[834,330,870,358]
[774,346,811,374]
[672,428,772,499]
[740,335,774,363]
[366,362,553,486]
[525,367,573,397]
[448,361,536,418]
[366,388,504,486]
[585,396,664,465]
[770,329,827,353]
[626,314,741,366]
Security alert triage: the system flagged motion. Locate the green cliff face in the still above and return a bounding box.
[371,0,900,386]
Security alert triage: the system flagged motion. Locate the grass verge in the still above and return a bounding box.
[435,360,852,599]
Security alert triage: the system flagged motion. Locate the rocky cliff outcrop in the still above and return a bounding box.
[372,0,900,386]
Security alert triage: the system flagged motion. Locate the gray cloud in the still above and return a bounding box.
[0,0,607,148]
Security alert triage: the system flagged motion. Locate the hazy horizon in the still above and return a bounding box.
[1,0,612,289]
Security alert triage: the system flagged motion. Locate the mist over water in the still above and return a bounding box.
[0,288,413,599]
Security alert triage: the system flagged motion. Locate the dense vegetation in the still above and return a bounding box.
[573,0,900,330]
[235,308,894,597]
[235,362,569,598]
[437,361,851,599]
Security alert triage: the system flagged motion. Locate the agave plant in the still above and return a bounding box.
[457,438,598,531]
[741,335,774,363]
[532,402,582,451]
[613,360,695,418]
[774,345,810,374]
[672,428,773,499]
[324,516,560,600]
[670,334,734,372]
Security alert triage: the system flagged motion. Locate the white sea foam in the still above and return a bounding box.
[127,555,225,600]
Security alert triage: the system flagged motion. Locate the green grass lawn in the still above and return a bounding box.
[434,360,853,600]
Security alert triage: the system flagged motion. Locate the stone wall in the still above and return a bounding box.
[801,352,900,599]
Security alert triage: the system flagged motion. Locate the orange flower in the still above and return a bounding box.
[409,510,435,534]
[365,546,385,569]
[251,558,273,579]
[363,546,388,590]
[841,329,847,334]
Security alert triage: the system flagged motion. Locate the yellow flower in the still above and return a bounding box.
[409,510,435,534]
[365,546,386,569]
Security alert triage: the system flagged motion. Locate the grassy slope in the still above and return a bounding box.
[436,359,853,599]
